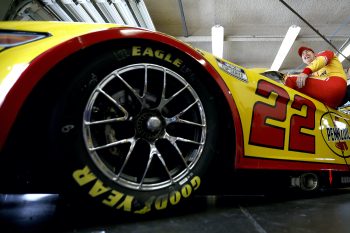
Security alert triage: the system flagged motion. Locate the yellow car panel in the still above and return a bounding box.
[0,21,120,85]
[201,50,350,168]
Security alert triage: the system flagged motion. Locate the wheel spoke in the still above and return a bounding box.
[113,72,143,104]
[157,68,167,110]
[176,118,206,127]
[138,143,173,189]
[153,145,173,183]
[157,77,189,110]
[84,117,127,126]
[177,99,199,117]
[138,150,154,189]
[98,88,128,120]
[176,136,204,145]
[115,139,138,180]
[161,67,167,100]
[164,99,206,127]
[141,64,148,99]
[167,84,189,103]
[165,134,190,171]
[88,137,134,152]
[163,132,204,145]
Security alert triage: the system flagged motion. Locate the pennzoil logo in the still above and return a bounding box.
[320,112,350,158]
[326,127,350,142]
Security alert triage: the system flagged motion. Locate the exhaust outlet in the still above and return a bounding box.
[291,173,319,191]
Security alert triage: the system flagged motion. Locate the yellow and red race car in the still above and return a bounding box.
[1,21,350,214]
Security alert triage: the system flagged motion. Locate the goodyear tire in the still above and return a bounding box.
[51,40,222,214]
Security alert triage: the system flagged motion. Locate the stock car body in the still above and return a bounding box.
[1,21,350,214]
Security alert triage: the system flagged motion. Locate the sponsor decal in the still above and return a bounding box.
[320,112,350,157]
[72,166,201,214]
[216,58,248,82]
[249,81,316,153]
[326,127,350,142]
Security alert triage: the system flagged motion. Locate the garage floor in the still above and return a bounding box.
[1,188,350,233]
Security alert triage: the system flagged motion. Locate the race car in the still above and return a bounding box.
[1,21,350,215]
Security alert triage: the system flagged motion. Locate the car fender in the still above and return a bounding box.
[0,22,236,152]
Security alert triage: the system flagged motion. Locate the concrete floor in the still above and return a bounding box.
[1,189,350,233]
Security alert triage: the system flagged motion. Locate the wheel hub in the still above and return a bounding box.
[135,111,165,141]
[147,116,162,132]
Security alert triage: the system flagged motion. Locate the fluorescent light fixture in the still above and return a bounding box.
[338,44,350,62]
[128,0,155,30]
[137,0,156,30]
[94,0,124,24]
[270,25,301,71]
[111,0,138,27]
[211,25,224,58]
[41,0,74,21]
[60,0,94,22]
[128,0,145,27]
[77,0,106,23]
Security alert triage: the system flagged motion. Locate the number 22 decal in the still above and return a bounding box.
[249,80,315,153]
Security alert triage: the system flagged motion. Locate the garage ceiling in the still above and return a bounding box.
[2,0,350,73]
[146,0,350,72]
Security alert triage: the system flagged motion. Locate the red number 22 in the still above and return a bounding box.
[249,80,315,153]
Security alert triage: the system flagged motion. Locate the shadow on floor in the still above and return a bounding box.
[1,188,350,233]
